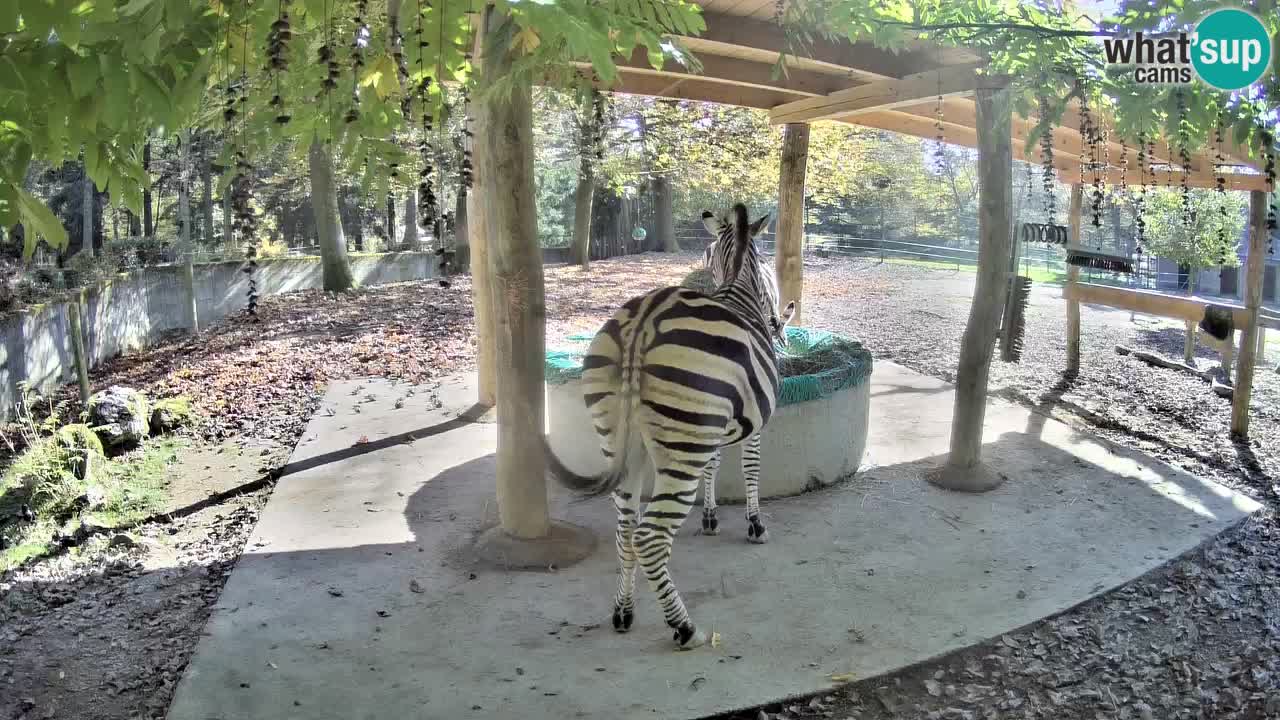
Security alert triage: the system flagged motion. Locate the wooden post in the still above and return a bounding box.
[66,292,91,404]
[182,257,200,334]
[776,123,810,324]
[1065,184,1084,376]
[932,83,1012,492]
[467,26,495,408]
[476,5,550,538]
[1183,319,1196,365]
[468,162,496,406]
[1230,190,1268,438]
[67,290,91,405]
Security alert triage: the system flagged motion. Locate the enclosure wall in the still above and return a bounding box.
[0,252,438,419]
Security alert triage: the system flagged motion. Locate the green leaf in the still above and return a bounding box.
[0,1,17,33]
[361,54,401,100]
[66,56,101,99]
[118,0,155,16]
[16,187,69,260]
[20,0,58,37]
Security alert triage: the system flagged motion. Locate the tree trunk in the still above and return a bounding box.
[178,131,192,251]
[142,140,154,237]
[653,175,677,252]
[776,123,809,324]
[386,192,396,246]
[476,5,549,539]
[308,139,355,292]
[111,201,119,244]
[454,183,470,270]
[353,199,364,252]
[201,140,214,246]
[933,83,1012,492]
[222,180,234,254]
[402,192,418,248]
[570,161,594,269]
[1183,271,1198,363]
[1230,191,1268,438]
[81,157,94,258]
[127,209,141,237]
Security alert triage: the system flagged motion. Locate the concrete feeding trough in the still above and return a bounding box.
[544,325,874,501]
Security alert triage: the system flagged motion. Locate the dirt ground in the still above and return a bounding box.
[3,251,1280,720]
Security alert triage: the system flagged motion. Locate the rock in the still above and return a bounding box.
[88,386,150,450]
[150,396,194,434]
[84,485,109,510]
[109,533,136,549]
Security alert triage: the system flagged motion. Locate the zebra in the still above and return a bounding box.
[539,204,794,650]
[697,213,789,544]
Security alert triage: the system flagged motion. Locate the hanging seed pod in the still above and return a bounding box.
[1175,89,1192,227]
[1262,129,1276,253]
[933,78,945,173]
[459,85,474,191]
[1039,97,1057,222]
[1135,133,1146,253]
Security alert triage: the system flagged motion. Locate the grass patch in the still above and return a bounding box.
[875,257,1067,285]
[1,436,185,571]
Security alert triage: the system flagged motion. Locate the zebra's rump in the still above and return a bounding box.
[583,286,780,449]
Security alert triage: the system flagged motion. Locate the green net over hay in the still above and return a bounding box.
[545,326,873,407]
[680,267,717,294]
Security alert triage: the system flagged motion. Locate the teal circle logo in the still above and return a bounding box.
[1191,8,1272,90]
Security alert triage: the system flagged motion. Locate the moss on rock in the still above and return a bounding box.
[150,396,194,434]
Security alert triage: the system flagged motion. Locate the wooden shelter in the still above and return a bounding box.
[471,3,1274,548]
[582,1,1274,443]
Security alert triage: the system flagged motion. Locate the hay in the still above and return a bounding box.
[545,326,873,407]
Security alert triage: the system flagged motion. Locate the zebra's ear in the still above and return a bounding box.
[701,211,722,236]
[750,214,771,237]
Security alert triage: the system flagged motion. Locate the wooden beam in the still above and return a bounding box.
[834,110,1271,190]
[581,49,848,98]
[935,83,1013,492]
[1064,282,1280,331]
[770,64,987,125]
[776,123,809,325]
[687,12,930,83]
[605,71,800,110]
[1231,190,1269,439]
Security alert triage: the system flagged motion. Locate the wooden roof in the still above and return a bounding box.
[589,1,1270,192]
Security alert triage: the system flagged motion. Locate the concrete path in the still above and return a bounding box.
[168,363,1260,720]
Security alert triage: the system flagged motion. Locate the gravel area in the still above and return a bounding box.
[4,250,1280,720]
[714,258,1280,720]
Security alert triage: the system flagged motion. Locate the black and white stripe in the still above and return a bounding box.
[540,204,792,650]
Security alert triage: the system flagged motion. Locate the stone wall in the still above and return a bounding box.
[1,252,438,419]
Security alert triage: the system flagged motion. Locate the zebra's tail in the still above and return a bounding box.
[538,392,637,499]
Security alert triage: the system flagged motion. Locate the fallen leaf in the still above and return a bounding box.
[828,673,857,682]
[410,579,425,593]
[355,435,369,445]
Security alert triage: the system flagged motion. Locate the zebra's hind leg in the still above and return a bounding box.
[700,450,721,536]
[611,488,641,632]
[743,433,769,544]
[634,467,706,649]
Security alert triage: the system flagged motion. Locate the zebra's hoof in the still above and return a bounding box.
[612,607,634,633]
[701,512,720,536]
[673,624,708,650]
[747,522,769,544]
